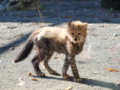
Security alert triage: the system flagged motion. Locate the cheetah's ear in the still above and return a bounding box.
[84,22,88,31]
[67,21,71,27]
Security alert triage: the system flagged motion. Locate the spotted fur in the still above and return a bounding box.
[14,21,88,82]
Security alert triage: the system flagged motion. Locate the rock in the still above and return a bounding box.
[0,0,41,11]
[113,34,118,36]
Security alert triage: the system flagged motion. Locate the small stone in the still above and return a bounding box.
[116,26,120,29]
[116,82,120,86]
[28,72,32,76]
[31,78,37,81]
[99,25,104,27]
[54,56,59,59]
[94,71,99,74]
[18,78,25,86]
[10,47,14,50]
[113,34,118,36]
[102,37,108,40]
[10,13,12,15]
[65,86,73,90]
[113,38,116,40]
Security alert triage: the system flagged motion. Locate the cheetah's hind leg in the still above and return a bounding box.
[31,53,45,77]
[42,52,58,75]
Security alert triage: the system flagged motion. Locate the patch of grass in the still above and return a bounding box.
[109,8,114,12]
[41,6,46,10]
[109,8,119,12]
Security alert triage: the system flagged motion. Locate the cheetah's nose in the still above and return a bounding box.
[74,38,77,41]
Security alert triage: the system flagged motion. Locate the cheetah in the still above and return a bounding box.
[14,20,88,82]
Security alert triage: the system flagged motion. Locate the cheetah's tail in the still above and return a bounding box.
[14,37,34,63]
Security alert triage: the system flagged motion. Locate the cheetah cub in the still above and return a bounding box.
[14,21,88,82]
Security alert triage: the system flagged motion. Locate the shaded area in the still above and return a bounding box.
[30,75,120,90]
[82,78,119,90]
[0,32,31,54]
[0,0,120,23]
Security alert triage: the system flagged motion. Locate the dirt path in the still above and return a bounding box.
[0,0,120,90]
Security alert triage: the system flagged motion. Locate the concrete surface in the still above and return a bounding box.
[0,0,120,90]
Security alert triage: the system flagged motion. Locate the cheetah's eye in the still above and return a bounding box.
[71,33,74,36]
[78,33,81,35]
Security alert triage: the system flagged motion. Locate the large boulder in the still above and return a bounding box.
[0,0,41,11]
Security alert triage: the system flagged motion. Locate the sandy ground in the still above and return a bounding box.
[0,0,120,90]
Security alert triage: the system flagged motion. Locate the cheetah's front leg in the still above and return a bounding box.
[62,56,70,80]
[69,55,82,82]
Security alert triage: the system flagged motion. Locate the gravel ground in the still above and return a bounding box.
[0,0,120,90]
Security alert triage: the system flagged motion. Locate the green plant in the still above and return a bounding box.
[109,8,114,12]
[42,6,46,10]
